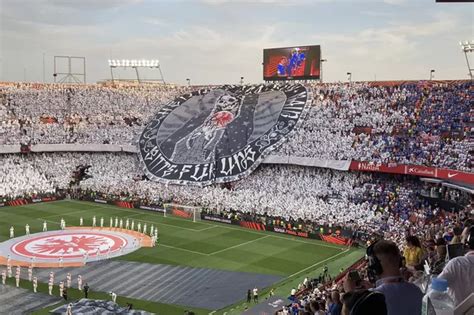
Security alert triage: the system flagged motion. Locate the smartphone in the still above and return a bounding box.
[446,244,465,260]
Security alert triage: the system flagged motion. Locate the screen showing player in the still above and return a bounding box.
[263,45,321,81]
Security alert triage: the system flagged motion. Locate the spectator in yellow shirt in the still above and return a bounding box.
[404,235,424,271]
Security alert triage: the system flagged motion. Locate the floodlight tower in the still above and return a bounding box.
[320,59,327,83]
[108,59,165,84]
[460,41,474,80]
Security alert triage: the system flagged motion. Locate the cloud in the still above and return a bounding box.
[32,0,141,10]
[383,0,407,5]
[0,0,142,28]
[143,18,168,27]
[0,0,471,84]
[200,0,330,5]
[311,12,465,81]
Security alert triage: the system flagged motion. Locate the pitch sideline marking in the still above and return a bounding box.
[286,247,351,280]
[197,225,218,232]
[158,243,209,256]
[159,235,270,257]
[208,235,270,256]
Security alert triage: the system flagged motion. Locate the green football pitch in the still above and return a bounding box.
[0,200,364,314]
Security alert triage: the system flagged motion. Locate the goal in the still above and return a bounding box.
[163,203,202,222]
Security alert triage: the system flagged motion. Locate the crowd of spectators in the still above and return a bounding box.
[0,83,185,145]
[1,151,471,315]
[0,80,472,315]
[279,204,473,315]
[0,81,471,171]
[279,81,472,172]
[2,152,470,247]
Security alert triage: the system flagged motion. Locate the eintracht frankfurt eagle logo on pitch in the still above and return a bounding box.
[11,232,127,259]
[138,84,312,186]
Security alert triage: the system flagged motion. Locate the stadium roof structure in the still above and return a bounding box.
[421,177,474,194]
[107,59,165,84]
[460,40,474,80]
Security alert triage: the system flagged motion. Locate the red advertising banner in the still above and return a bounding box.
[240,221,266,231]
[350,161,474,184]
[436,168,474,184]
[114,201,134,208]
[350,161,405,174]
[6,199,28,206]
[320,234,349,245]
[405,165,437,177]
[272,226,309,238]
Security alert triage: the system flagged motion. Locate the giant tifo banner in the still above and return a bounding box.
[138,84,312,186]
[350,161,474,185]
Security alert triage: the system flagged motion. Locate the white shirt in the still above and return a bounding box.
[438,251,474,306]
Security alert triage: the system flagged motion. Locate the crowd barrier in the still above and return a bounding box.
[202,214,353,245]
[84,196,165,213]
[350,161,474,185]
[0,195,63,208]
[1,145,471,184]
[0,144,137,153]
[262,155,351,170]
[1,145,472,184]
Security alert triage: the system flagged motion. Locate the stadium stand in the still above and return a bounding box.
[0,80,472,314]
[0,81,471,171]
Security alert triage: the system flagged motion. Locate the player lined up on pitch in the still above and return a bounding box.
[1,214,162,309]
[8,215,159,247]
[6,220,158,272]
[1,263,85,298]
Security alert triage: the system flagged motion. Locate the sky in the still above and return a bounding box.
[0,0,473,85]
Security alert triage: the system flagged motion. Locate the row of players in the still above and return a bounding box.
[8,216,160,239]
[1,265,85,295]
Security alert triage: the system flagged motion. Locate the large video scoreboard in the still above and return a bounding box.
[263,45,321,81]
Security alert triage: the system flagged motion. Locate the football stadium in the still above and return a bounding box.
[1,1,473,315]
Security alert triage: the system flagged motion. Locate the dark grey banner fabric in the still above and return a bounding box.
[138,84,312,186]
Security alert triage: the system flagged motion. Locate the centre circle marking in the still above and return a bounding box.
[11,232,127,259]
